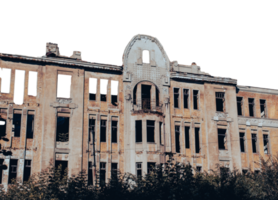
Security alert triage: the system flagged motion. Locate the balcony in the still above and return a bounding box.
[133,98,163,114]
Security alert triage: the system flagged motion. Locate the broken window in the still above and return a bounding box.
[28,71,37,96]
[26,112,34,139]
[13,111,22,137]
[248,98,255,117]
[100,162,106,187]
[142,50,150,63]
[174,88,179,108]
[55,160,68,180]
[175,125,180,153]
[135,120,142,143]
[89,117,95,142]
[0,117,6,138]
[237,97,243,116]
[23,160,31,182]
[88,162,93,185]
[159,122,162,145]
[142,85,151,110]
[147,120,155,142]
[239,132,245,153]
[100,120,106,142]
[263,134,269,154]
[218,129,226,150]
[147,162,156,174]
[14,70,25,105]
[136,162,142,178]
[100,79,108,102]
[111,120,117,143]
[89,78,97,101]
[57,74,71,98]
[111,80,119,106]
[185,126,190,149]
[195,127,200,153]
[183,89,189,109]
[8,159,17,184]
[216,92,225,112]
[196,166,202,173]
[193,90,199,110]
[0,159,4,184]
[260,99,267,118]
[0,68,11,93]
[56,117,69,142]
[252,134,257,153]
[133,85,137,105]
[111,163,118,181]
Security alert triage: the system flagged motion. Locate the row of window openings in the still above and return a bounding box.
[237,97,267,118]
[240,132,269,154]
[0,159,31,184]
[174,89,199,110]
[175,126,200,153]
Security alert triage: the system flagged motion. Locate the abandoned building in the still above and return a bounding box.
[0,34,277,187]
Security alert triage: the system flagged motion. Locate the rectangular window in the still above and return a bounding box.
[193,90,199,110]
[252,134,257,153]
[8,159,17,184]
[111,80,119,106]
[218,129,226,150]
[183,89,189,109]
[195,127,200,153]
[196,166,202,173]
[237,97,243,116]
[56,116,70,142]
[88,162,93,185]
[175,125,180,153]
[100,120,106,142]
[111,121,117,143]
[136,162,142,178]
[0,115,7,138]
[57,74,71,98]
[111,163,117,181]
[248,98,255,117]
[100,162,106,186]
[13,70,25,105]
[174,88,179,108]
[242,169,248,175]
[263,134,269,154]
[216,92,225,112]
[147,162,156,174]
[0,159,4,184]
[239,132,245,152]
[89,117,95,142]
[260,99,267,118]
[100,79,108,102]
[159,122,162,145]
[0,68,11,93]
[28,71,37,96]
[26,112,34,139]
[136,120,142,143]
[55,160,68,180]
[89,78,97,101]
[13,111,22,137]
[185,126,190,149]
[147,120,155,142]
[23,160,31,182]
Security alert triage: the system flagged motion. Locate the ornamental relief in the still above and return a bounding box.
[238,117,278,128]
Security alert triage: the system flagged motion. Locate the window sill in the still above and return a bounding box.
[147,142,156,144]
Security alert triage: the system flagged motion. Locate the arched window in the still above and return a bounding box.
[142,50,149,63]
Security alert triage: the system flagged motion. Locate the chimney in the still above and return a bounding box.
[70,51,82,60]
[46,43,60,57]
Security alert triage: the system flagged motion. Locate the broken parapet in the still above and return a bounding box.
[46,43,60,57]
[70,51,82,60]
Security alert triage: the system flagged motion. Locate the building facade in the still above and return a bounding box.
[0,34,277,187]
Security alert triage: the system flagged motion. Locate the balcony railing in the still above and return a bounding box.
[133,98,163,114]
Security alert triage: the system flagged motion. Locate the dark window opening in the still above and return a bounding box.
[147,162,156,174]
[0,118,6,139]
[111,95,118,106]
[218,129,226,150]
[8,159,17,184]
[183,89,189,109]
[254,170,260,175]
[55,160,68,180]
[260,99,267,118]
[156,87,159,106]
[88,162,93,185]
[56,117,69,142]
[136,162,142,178]
[193,90,199,110]
[196,166,202,173]
[142,85,151,110]
[26,114,34,139]
[89,118,95,142]
[252,134,257,153]
[248,98,255,117]
[216,92,225,112]
[263,134,269,154]
[101,94,106,102]
[147,120,155,142]
[23,160,31,182]
[133,85,137,105]
[185,126,190,149]
[136,120,142,143]
[159,122,162,145]
[175,125,180,153]
[112,121,117,143]
[100,162,106,187]
[195,127,200,153]
[240,132,245,152]
[100,120,106,142]
[89,93,96,101]
[174,88,179,108]
[0,159,4,184]
[242,169,248,175]
[111,163,117,181]
[13,112,22,137]
[237,97,243,116]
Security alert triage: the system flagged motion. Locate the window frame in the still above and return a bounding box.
[215,92,225,112]
[260,99,267,118]
[100,119,107,142]
[193,90,199,110]
[173,88,180,109]
[183,89,189,109]
[146,120,155,143]
[237,97,243,116]
[248,98,255,117]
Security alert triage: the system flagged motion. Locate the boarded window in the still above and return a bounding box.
[88,162,93,185]
[89,78,97,101]
[175,125,180,153]
[252,134,257,153]
[100,79,108,102]
[55,160,68,180]
[8,159,17,184]
[195,127,200,153]
[111,80,118,106]
[0,68,11,93]
[237,97,243,116]
[147,120,155,142]
[111,121,117,143]
[14,70,25,105]
[100,120,106,142]
[185,126,190,149]
[240,132,245,152]
[57,74,71,98]
[193,90,199,110]
[147,162,156,174]
[56,117,70,142]
[260,99,267,118]
[216,92,225,112]
[28,71,37,96]
[13,111,22,137]
[218,129,226,150]
[183,89,189,109]
[174,88,179,108]
[136,120,142,143]
[23,160,31,182]
[248,98,255,117]
[136,162,142,178]
[142,50,150,63]
[26,112,34,139]
[263,134,269,154]
[100,162,106,187]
